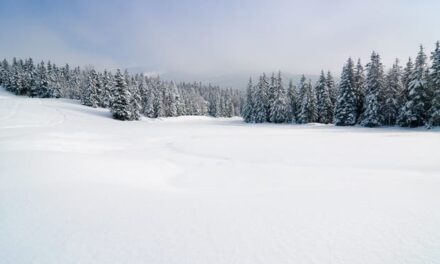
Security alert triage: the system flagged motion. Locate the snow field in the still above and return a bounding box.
[1,88,440,264]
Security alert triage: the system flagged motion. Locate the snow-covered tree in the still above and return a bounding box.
[269,72,288,123]
[111,69,132,121]
[253,74,269,123]
[165,81,181,117]
[397,45,430,127]
[102,70,114,108]
[298,80,317,124]
[143,78,156,118]
[223,92,234,117]
[286,80,298,123]
[297,75,308,118]
[23,58,37,97]
[130,80,142,120]
[11,61,25,95]
[151,77,165,118]
[326,71,337,106]
[81,69,100,108]
[361,52,385,127]
[382,59,403,126]
[334,58,357,126]
[36,61,50,98]
[354,59,365,120]
[428,41,440,127]
[242,78,255,122]
[315,70,333,124]
[0,59,10,88]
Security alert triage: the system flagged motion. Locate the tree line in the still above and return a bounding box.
[0,58,242,120]
[243,42,440,128]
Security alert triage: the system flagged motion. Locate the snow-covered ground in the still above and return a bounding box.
[1,87,440,264]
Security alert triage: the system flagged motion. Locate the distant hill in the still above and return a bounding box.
[126,67,319,90]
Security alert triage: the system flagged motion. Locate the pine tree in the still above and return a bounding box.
[361,52,385,127]
[95,72,104,107]
[81,69,100,108]
[269,71,288,123]
[102,70,114,108]
[397,45,430,127]
[315,70,333,123]
[400,58,414,111]
[298,80,317,124]
[143,78,156,118]
[11,62,24,95]
[297,75,308,118]
[428,41,440,127]
[286,80,298,123]
[253,74,269,123]
[0,59,10,88]
[60,64,71,98]
[326,71,337,106]
[36,61,49,98]
[382,59,403,126]
[152,77,165,117]
[50,64,62,98]
[267,73,277,119]
[242,78,255,122]
[165,81,180,117]
[24,58,37,96]
[111,69,132,121]
[223,93,234,117]
[334,58,357,126]
[354,59,365,120]
[130,81,142,120]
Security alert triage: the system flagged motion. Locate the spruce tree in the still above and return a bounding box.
[50,64,62,98]
[315,70,333,123]
[165,81,180,117]
[397,45,430,127]
[11,63,24,95]
[253,74,269,123]
[95,72,104,107]
[242,78,255,123]
[267,73,276,119]
[354,59,365,120]
[223,93,234,118]
[361,52,385,127]
[334,58,357,126]
[37,61,50,98]
[0,59,10,88]
[326,71,337,106]
[111,69,132,121]
[152,77,165,117]
[143,78,156,118]
[269,72,288,123]
[383,59,403,126]
[286,80,298,123]
[81,69,100,108]
[24,58,37,96]
[298,80,317,124]
[297,75,308,118]
[130,82,142,120]
[428,41,440,126]
[102,70,114,108]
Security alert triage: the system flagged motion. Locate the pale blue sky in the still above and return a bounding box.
[1,0,439,75]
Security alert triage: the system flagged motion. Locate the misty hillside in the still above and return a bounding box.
[127,67,320,89]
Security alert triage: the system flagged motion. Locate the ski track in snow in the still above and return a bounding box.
[0,87,440,264]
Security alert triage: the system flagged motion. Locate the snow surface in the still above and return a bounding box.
[1,87,440,264]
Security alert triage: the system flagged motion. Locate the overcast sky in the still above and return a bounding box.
[1,0,439,75]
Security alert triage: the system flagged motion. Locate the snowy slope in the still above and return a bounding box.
[1,87,440,264]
